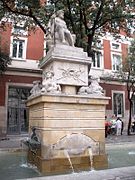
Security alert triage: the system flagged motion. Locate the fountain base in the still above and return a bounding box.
[27,149,108,175]
[27,94,109,175]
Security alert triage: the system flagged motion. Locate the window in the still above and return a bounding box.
[112,53,122,71]
[13,26,27,36]
[10,24,28,59]
[112,43,120,50]
[113,92,124,117]
[92,51,102,68]
[10,37,27,59]
[12,39,25,58]
[111,42,121,51]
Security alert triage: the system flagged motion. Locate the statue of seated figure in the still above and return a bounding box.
[41,71,61,94]
[46,10,75,49]
[30,80,42,97]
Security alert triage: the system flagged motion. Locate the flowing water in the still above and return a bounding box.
[88,147,94,170]
[64,149,74,173]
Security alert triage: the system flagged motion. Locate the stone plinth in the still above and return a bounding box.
[39,44,91,87]
[27,94,109,174]
[28,151,108,175]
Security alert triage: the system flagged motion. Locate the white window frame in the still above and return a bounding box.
[112,90,125,118]
[92,50,104,69]
[111,52,122,71]
[12,26,28,36]
[110,41,121,52]
[10,36,27,60]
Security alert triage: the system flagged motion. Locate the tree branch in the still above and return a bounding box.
[1,0,46,33]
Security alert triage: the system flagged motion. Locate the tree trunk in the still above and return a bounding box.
[87,33,93,56]
[127,99,132,135]
[87,33,93,74]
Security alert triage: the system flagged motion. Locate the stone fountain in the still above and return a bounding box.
[26,10,109,175]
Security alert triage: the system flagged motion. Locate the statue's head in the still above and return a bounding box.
[45,71,54,79]
[56,10,64,19]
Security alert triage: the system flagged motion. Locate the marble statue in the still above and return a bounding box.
[78,76,104,96]
[41,71,61,94]
[30,80,42,97]
[46,10,75,48]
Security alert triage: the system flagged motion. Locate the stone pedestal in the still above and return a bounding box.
[27,94,109,174]
[27,43,109,175]
[39,44,91,93]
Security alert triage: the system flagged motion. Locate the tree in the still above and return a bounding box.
[50,0,134,55]
[122,38,135,135]
[0,50,11,74]
[0,35,11,74]
[0,0,134,57]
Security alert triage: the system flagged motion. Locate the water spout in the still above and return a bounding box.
[64,149,74,173]
[88,147,94,171]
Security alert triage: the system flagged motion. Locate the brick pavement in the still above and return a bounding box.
[0,135,28,150]
[106,131,135,144]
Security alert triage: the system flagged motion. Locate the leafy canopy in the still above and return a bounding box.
[0,0,134,52]
[0,51,11,74]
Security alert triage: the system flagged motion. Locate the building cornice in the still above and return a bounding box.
[4,66,42,77]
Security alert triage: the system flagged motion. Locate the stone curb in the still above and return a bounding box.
[19,166,135,180]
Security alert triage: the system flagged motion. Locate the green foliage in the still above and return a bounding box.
[47,0,134,51]
[128,39,135,62]
[123,38,135,79]
[0,0,134,53]
[0,51,11,74]
[0,1,5,20]
[0,36,11,74]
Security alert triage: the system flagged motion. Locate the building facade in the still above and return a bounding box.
[90,34,130,128]
[0,23,44,136]
[0,22,131,136]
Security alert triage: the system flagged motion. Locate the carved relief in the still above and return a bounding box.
[56,67,86,83]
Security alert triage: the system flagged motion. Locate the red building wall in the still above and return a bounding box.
[0,23,12,54]
[103,40,111,70]
[27,28,44,60]
[121,43,128,63]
